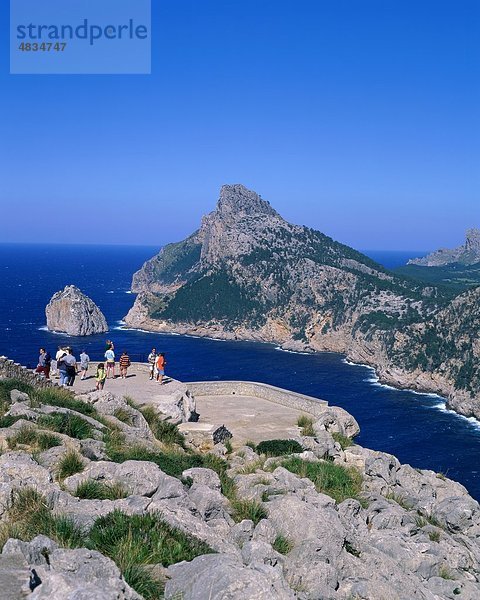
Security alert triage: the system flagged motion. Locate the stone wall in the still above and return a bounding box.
[0,356,61,390]
[186,380,328,417]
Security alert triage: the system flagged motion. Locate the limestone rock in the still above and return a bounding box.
[3,542,141,600]
[314,406,360,438]
[63,459,172,497]
[124,184,480,421]
[46,285,108,336]
[164,553,295,600]
[408,228,480,266]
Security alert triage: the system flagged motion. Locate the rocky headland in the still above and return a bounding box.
[125,184,480,420]
[408,229,480,267]
[1,370,480,599]
[46,285,108,336]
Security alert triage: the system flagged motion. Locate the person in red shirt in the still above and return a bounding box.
[156,353,166,384]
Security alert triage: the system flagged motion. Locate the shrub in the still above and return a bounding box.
[231,499,267,525]
[225,439,233,454]
[0,488,85,550]
[281,457,363,503]
[113,408,133,425]
[58,450,84,479]
[429,530,441,542]
[237,459,266,475]
[272,534,293,555]
[38,413,94,440]
[37,432,62,450]
[256,439,303,457]
[332,432,353,450]
[7,425,61,451]
[0,415,23,428]
[385,491,412,511]
[74,480,128,500]
[297,415,315,437]
[105,433,202,478]
[33,388,97,417]
[0,379,33,410]
[245,441,257,451]
[88,511,213,599]
[438,565,455,580]
[124,396,140,409]
[140,407,185,448]
[7,425,38,448]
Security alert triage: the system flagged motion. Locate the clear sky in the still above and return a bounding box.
[0,0,478,250]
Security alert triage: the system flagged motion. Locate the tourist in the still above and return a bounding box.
[155,353,166,384]
[119,350,131,379]
[104,345,115,378]
[63,347,77,387]
[56,347,68,386]
[79,349,90,380]
[36,348,51,379]
[105,339,114,352]
[95,363,107,390]
[147,347,157,380]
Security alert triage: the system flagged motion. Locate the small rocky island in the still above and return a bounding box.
[46,285,108,336]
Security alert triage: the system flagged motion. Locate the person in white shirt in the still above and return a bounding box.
[147,348,157,380]
[105,347,115,379]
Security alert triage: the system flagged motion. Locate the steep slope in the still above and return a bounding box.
[408,228,480,266]
[125,184,479,417]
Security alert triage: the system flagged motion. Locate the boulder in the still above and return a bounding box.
[164,553,295,599]
[314,407,360,438]
[45,285,108,336]
[28,546,139,599]
[63,459,176,497]
[182,467,222,491]
[137,380,198,424]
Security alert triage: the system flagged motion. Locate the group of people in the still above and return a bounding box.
[147,348,167,384]
[35,340,167,390]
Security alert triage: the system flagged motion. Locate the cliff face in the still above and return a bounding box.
[125,184,480,417]
[408,228,480,266]
[46,285,108,336]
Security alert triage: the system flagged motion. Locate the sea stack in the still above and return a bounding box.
[46,285,108,336]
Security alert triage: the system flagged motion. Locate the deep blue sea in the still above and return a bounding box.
[1,244,480,500]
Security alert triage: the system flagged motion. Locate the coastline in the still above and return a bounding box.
[121,310,479,424]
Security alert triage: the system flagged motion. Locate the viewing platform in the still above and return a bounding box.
[0,358,329,447]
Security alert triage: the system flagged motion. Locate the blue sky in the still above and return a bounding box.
[0,0,478,250]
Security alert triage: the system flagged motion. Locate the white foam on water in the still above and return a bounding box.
[125,290,134,294]
[341,358,372,368]
[431,401,480,432]
[183,334,227,342]
[37,326,71,337]
[117,326,180,336]
[274,346,311,355]
[107,290,115,294]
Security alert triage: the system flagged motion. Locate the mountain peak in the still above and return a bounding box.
[466,228,480,252]
[216,184,279,218]
[408,228,480,267]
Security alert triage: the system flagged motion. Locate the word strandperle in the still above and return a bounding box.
[16,19,148,46]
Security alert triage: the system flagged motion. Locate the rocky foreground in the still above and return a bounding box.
[1,378,480,599]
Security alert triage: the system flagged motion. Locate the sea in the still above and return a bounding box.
[1,243,480,500]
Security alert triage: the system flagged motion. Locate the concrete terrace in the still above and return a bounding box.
[50,362,329,447]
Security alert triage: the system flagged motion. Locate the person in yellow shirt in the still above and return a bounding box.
[95,363,107,390]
